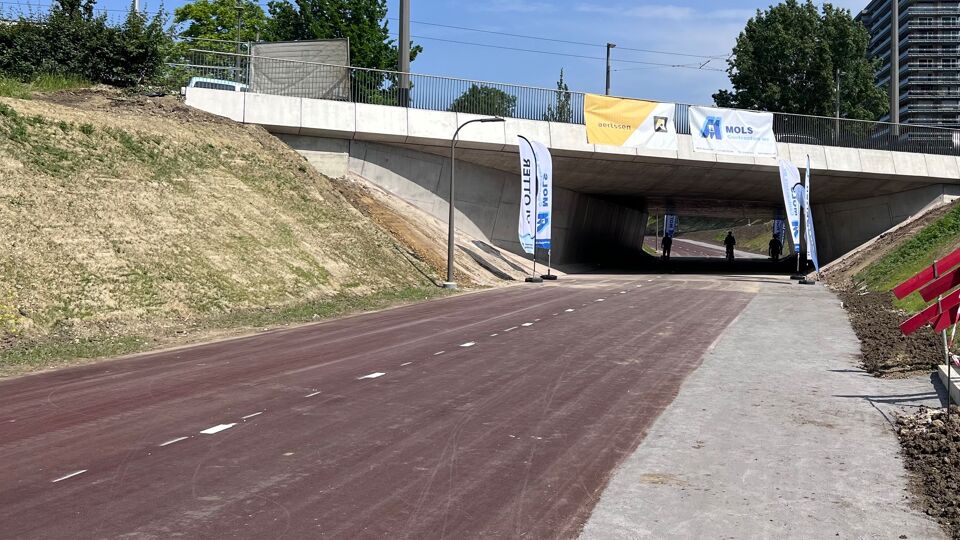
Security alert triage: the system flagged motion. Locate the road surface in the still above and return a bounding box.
[647,237,766,259]
[0,276,753,539]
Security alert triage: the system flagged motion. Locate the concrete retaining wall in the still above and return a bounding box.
[279,134,647,265]
[814,184,960,262]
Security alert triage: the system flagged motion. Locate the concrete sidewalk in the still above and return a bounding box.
[581,278,944,539]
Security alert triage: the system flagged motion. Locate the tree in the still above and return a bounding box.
[264,0,420,70]
[543,69,572,123]
[449,84,517,117]
[713,0,887,121]
[174,0,268,49]
[0,0,171,87]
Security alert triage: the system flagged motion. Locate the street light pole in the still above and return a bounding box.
[605,43,616,95]
[398,0,411,107]
[835,67,842,144]
[445,117,505,289]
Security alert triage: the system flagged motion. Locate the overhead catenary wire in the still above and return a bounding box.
[388,16,728,60]
[396,33,726,72]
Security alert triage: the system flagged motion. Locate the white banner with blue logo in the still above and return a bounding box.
[689,106,777,157]
[664,214,678,238]
[778,159,803,253]
[773,218,786,246]
[518,137,536,254]
[803,155,820,272]
[517,137,552,254]
[532,139,552,249]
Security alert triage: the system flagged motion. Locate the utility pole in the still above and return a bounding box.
[890,0,900,125]
[605,43,616,95]
[399,0,411,107]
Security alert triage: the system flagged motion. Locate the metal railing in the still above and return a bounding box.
[171,49,960,157]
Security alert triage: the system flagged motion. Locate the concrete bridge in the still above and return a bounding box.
[186,87,960,265]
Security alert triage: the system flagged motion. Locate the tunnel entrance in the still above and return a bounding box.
[571,211,805,275]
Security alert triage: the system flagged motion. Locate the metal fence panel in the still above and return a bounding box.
[171,50,960,157]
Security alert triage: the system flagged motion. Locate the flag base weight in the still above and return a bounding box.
[790,274,805,280]
[540,274,558,280]
[798,278,816,285]
[525,277,544,283]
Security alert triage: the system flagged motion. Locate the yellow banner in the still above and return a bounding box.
[584,93,659,146]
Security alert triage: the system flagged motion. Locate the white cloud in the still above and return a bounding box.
[575,3,755,21]
[469,0,558,13]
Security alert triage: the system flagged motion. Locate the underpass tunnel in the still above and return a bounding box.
[282,136,960,275]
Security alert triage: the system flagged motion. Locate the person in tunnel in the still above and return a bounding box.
[661,234,673,260]
[768,234,783,262]
[723,231,736,261]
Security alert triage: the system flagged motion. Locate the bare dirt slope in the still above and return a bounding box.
[823,199,960,376]
[0,89,467,375]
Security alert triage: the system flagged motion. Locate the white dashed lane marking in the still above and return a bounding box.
[504,326,518,332]
[565,309,575,312]
[400,361,412,366]
[159,436,189,447]
[434,351,446,356]
[51,470,87,483]
[460,342,476,347]
[304,390,322,398]
[200,423,236,435]
[241,412,263,420]
[521,323,533,327]
[490,333,499,337]
[358,372,386,380]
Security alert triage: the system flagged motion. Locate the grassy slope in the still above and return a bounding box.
[855,202,960,312]
[0,74,90,99]
[0,94,439,375]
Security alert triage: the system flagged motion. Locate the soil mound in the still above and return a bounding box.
[898,406,960,538]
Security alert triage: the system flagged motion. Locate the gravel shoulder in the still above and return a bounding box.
[581,277,943,539]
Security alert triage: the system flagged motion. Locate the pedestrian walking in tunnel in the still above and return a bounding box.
[768,234,782,262]
[661,234,673,260]
[724,231,736,261]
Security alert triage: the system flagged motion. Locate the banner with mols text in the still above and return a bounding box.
[584,94,678,151]
[517,137,552,253]
[689,106,777,157]
[664,214,678,238]
[803,156,820,272]
[778,159,802,253]
[773,218,785,247]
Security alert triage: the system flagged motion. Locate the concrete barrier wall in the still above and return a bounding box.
[813,184,960,261]
[185,87,960,180]
[279,135,647,265]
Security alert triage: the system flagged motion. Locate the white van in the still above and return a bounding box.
[181,77,249,95]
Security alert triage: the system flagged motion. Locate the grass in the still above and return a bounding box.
[0,73,90,99]
[0,97,445,378]
[855,203,960,312]
[0,285,450,376]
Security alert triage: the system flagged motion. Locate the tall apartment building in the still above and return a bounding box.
[859,0,960,128]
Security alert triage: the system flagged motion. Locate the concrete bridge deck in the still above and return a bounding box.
[185,88,960,265]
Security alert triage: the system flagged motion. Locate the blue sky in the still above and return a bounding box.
[9,0,870,104]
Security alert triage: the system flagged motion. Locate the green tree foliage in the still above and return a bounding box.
[0,0,171,87]
[174,0,269,49]
[264,0,420,70]
[543,69,572,123]
[449,85,517,117]
[713,0,887,121]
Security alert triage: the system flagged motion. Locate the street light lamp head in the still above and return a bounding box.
[480,117,505,123]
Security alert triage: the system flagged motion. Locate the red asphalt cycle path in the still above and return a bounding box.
[0,275,753,539]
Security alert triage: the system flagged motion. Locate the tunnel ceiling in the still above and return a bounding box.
[399,143,946,207]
